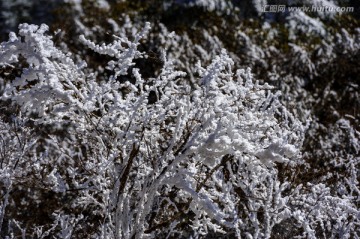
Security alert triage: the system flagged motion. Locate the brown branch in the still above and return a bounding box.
[196,154,233,192]
[118,143,140,197]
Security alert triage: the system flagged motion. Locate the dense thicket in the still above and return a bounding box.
[0,0,359,238]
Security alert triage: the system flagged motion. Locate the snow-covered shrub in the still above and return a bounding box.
[0,22,307,238]
[1,0,359,238]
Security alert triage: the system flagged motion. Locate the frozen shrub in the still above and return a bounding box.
[0,23,306,238]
